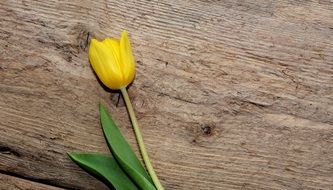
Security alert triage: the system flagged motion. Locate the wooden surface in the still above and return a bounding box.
[0,173,64,190]
[0,0,332,189]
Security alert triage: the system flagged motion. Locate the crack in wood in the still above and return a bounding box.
[0,170,71,190]
[0,145,21,157]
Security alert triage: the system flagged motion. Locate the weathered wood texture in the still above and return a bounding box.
[0,173,64,190]
[0,0,332,189]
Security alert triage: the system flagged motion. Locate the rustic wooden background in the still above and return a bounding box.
[0,0,332,189]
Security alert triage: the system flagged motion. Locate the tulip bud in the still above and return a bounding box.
[88,31,135,90]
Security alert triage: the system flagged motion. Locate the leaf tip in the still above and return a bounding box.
[99,102,107,114]
[67,152,77,160]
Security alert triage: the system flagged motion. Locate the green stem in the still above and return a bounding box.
[120,88,164,190]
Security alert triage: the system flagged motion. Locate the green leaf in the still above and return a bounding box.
[68,153,138,190]
[99,103,156,190]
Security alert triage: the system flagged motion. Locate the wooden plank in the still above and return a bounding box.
[0,173,64,190]
[0,0,332,189]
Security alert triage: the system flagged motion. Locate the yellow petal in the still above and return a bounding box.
[102,38,121,72]
[89,39,124,89]
[120,30,136,86]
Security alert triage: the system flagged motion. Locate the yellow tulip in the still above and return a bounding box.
[88,31,135,90]
[89,31,165,190]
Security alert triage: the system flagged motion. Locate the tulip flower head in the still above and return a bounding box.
[89,31,135,90]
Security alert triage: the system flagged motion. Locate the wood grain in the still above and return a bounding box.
[0,0,332,189]
[0,173,64,190]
